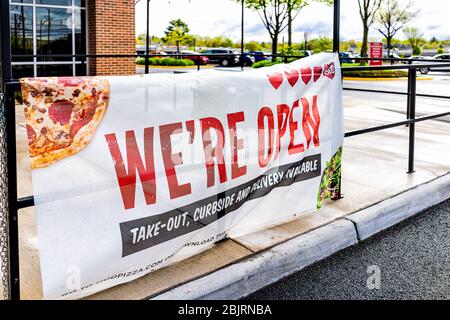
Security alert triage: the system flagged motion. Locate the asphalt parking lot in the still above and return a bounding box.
[247,199,450,300]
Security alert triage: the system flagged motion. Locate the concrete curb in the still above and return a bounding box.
[346,173,450,241]
[150,173,450,300]
[152,220,358,300]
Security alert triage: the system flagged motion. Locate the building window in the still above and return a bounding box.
[10,0,86,79]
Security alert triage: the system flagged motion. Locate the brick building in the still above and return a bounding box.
[9,0,135,78]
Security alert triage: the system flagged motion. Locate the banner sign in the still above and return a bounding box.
[20,53,344,299]
[369,42,383,66]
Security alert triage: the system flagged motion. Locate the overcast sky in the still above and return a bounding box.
[135,0,450,42]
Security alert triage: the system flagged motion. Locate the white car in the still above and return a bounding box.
[429,54,450,72]
[406,56,432,74]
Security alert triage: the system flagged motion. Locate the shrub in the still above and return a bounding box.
[412,46,422,56]
[252,60,277,68]
[252,57,298,68]
[148,58,162,65]
[343,70,408,78]
[136,57,195,66]
[159,58,195,66]
[136,57,146,65]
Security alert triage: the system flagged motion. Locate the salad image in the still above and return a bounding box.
[317,147,342,209]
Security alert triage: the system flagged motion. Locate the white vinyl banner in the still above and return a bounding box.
[20,53,344,299]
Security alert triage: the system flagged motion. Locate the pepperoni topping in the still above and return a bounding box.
[70,102,96,138]
[48,100,74,125]
[26,125,36,145]
[70,118,90,138]
[58,77,84,87]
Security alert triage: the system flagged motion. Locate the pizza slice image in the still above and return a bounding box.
[20,77,110,169]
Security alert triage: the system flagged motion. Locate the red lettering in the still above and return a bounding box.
[186,120,195,144]
[301,95,321,148]
[105,129,156,210]
[288,99,305,155]
[258,107,275,168]
[159,123,192,200]
[200,117,227,188]
[274,104,290,160]
[227,112,247,179]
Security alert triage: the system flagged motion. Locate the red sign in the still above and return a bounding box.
[369,42,383,66]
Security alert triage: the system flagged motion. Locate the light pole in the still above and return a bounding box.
[145,0,150,74]
[241,0,245,70]
[142,0,194,73]
[304,31,309,55]
[333,0,340,53]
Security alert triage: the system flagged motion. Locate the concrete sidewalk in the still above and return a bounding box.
[153,175,450,300]
[8,91,450,300]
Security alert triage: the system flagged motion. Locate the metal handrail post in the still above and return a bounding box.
[4,83,20,300]
[406,69,412,122]
[0,0,21,301]
[407,68,417,174]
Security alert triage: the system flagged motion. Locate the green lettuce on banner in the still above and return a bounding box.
[20,53,344,299]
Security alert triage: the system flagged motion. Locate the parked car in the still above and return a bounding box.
[405,56,431,74]
[155,51,168,58]
[338,52,354,64]
[247,51,270,62]
[137,51,167,59]
[201,49,239,67]
[406,55,427,62]
[432,53,450,60]
[430,53,450,72]
[180,50,209,65]
[236,51,256,66]
[384,52,400,60]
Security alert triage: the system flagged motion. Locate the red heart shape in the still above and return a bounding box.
[267,72,284,90]
[324,62,336,79]
[313,66,323,82]
[300,67,312,85]
[284,69,299,87]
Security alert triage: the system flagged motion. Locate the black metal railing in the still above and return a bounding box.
[1,52,450,300]
[7,52,313,76]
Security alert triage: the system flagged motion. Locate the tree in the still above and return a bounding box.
[240,1,331,59]
[245,41,263,51]
[285,0,308,48]
[358,0,382,64]
[192,35,237,48]
[308,36,332,53]
[375,0,417,59]
[429,36,439,45]
[242,0,292,60]
[162,19,191,53]
[136,34,162,45]
[286,0,332,48]
[403,27,425,56]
